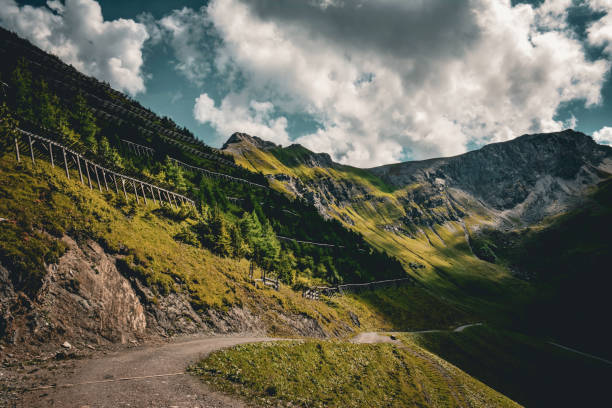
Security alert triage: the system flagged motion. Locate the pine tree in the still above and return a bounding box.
[258,220,280,273]
[66,92,99,150]
[240,211,263,250]
[0,102,19,150]
[163,157,187,193]
[199,178,214,205]
[98,136,123,167]
[229,224,247,259]
[10,59,33,121]
[35,80,62,131]
[277,250,297,284]
[210,206,231,257]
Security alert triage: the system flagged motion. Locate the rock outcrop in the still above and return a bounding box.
[370,130,612,227]
[0,235,329,354]
[224,129,612,232]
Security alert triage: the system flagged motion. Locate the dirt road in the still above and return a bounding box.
[15,324,487,407]
[17,335,273,408]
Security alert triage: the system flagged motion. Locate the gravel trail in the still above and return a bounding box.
[16,335,273,408]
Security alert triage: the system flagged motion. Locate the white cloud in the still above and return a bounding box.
[174,0,612,166]
[194,92,290,145]
[534,0,573,30]
[145,7,217,86]
[593,126,612,144]
[0,0,149,95]
[588,0,612,55]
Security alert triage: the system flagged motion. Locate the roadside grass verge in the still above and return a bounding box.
[190,339,520,408]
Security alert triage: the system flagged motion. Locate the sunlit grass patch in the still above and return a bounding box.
[191,339,520,407]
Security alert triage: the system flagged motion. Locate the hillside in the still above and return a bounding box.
[0,25,610,408]
[191,338,520,407]
[222,128,612,340]
[470,177,612,358]
[0,27,476,351]
[404,325,612,407]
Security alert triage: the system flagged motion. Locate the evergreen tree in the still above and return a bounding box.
[35,80,63,131]
[0,102,19,150]
[163,157,187,193]
[199,178,214,205]
[210,206,231,257]
[257,220,280,273]
[71,92,99,150]
[10,59,33,121]
[98,136,123,167]
[229,223,247,259]
[240,211,263,250]
[276,250,297,284]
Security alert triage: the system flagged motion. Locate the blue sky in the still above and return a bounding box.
[1,0,612,167]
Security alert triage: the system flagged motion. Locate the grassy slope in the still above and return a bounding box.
[191,339,520,408]
[403,325,612,408]
[229,144,531,323]
[0,151,467,335]
[470,178,612,357]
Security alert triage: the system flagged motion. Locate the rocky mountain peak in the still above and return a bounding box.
[281,144,336,168]
[222,132,279,152]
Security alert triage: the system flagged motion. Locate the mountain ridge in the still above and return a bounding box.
[222,129,612,229]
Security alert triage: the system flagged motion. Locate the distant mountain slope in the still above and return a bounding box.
[370,130,612,226]
[471,177,612,359]
[222,130,612,323]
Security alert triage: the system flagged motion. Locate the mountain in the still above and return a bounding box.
[0,26,466,354]
[224,129,612,228]
[3,25,612,407]
[222,130,612,349]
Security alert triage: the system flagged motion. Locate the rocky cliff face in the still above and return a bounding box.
[371,130,612,227]
[224,129,612,233]
[222,132,279,153]
[0,235,327,355]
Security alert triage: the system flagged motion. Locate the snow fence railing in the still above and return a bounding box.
[12,128,195,209]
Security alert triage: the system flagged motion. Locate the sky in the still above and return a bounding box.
[1,0,612,167]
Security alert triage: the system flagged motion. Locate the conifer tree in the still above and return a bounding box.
[71,92,99,150]
[229,223,247,259]
[163,157,187,193]
[210,206,231,257]
[277,251,297,284]
[98,136,123,167]
[10,59,33,121]
[35,80,63,131]
[0,102,18,150]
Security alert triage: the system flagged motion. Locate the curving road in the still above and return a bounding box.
[17,324,486,407]
[19,336,273,408]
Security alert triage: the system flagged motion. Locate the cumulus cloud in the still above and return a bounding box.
[155,0,611,166]
[588,0,612,55]
[194,92,290,145]
[0,0,149,95]
[593,126,612,144]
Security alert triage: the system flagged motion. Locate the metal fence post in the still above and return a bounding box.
[62,148,69,179]
[28,135,35,166]
[14,137,20,162]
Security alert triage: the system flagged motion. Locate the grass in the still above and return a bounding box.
[228,138,533,326]
[190,339,520,407]
[401,325,612,407]
[0,151,466,336]
[469,178,612,357]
